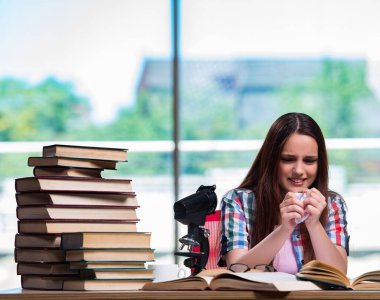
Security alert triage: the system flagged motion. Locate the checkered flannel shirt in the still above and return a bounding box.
[219,188,349,270]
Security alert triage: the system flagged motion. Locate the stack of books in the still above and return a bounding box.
[14,144,154,290]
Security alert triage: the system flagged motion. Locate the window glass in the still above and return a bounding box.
[181,0,380,278]
[0,0,172,289]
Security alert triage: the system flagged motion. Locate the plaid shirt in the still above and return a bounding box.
[219,188,349,270]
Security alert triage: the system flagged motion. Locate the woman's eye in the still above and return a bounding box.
[304,159,317,164]
[281,157,294,162]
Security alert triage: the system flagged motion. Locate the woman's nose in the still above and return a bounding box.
[292,161,304,175]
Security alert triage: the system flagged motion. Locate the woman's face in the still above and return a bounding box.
[277,133,318,193]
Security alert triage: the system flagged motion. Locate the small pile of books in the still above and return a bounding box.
[14,144,154,290]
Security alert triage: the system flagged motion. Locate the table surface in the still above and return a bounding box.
[2,289,380,300]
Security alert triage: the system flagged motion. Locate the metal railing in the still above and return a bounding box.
[1,138,380,154]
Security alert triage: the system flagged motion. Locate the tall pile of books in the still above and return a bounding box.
[14,144,154,290]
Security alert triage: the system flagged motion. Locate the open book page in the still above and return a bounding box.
[141,269,230,291]
[296,260,351,289]
[198,268,233,276]
[231,271,298,282]
[296,272,349,289]
[296,260,380,290]
[210,271,320,291]
[351,270,380,290]
[141,275,210,291]
[142,269,320,291]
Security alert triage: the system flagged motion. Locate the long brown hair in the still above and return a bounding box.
[239,113,328,260]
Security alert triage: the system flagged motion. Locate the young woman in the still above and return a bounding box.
[219,112,349,274]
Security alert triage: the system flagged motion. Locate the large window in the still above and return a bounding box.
[1,0,380,289]
[0,0,172,289]
[179,0,380,278]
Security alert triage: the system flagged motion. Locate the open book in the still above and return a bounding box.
[296,260,380,290]
[142,268,320,292]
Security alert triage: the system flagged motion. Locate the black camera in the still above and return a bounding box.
[174,185,217,275]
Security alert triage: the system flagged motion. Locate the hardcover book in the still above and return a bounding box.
[15,248,66,263]
[17,263,79,276]
[28,156,117,170]
[65,248,155,262]
[33,166,103,178]
[21,275,77,290]
[16,192,138,207]
[15,233,61,248]
[42,144,128,161]
[18,220,137,234]
[15,177,133,193]
[14,143,154,291]
[79,268,154,280]
[61,232,151,249]
[69,261,146,269]
[16,205,138,221]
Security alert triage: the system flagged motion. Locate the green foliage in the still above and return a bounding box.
[106,91,172,140]
[278,59,375,138]
[181,151,255,174]
[0,153,32,177]
[116,152,172,176]
[0,77,91,141]
[277,59,379,182]
[1,58,379,179]
[181,88,237,140]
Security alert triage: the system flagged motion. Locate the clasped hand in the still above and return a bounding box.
[279,188,326,230]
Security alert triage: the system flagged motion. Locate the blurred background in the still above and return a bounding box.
[1,0,380,289]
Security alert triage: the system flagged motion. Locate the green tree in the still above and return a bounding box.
[0,77,91,141]
[103,91,172,140]
[279,59,374,137]
[278,59,379,182]
[181,88,237,140]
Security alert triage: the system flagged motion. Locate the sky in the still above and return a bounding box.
[0,0,171,122]
[1,0,380,123]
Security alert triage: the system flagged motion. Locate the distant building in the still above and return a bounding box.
[138,57,380,135]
